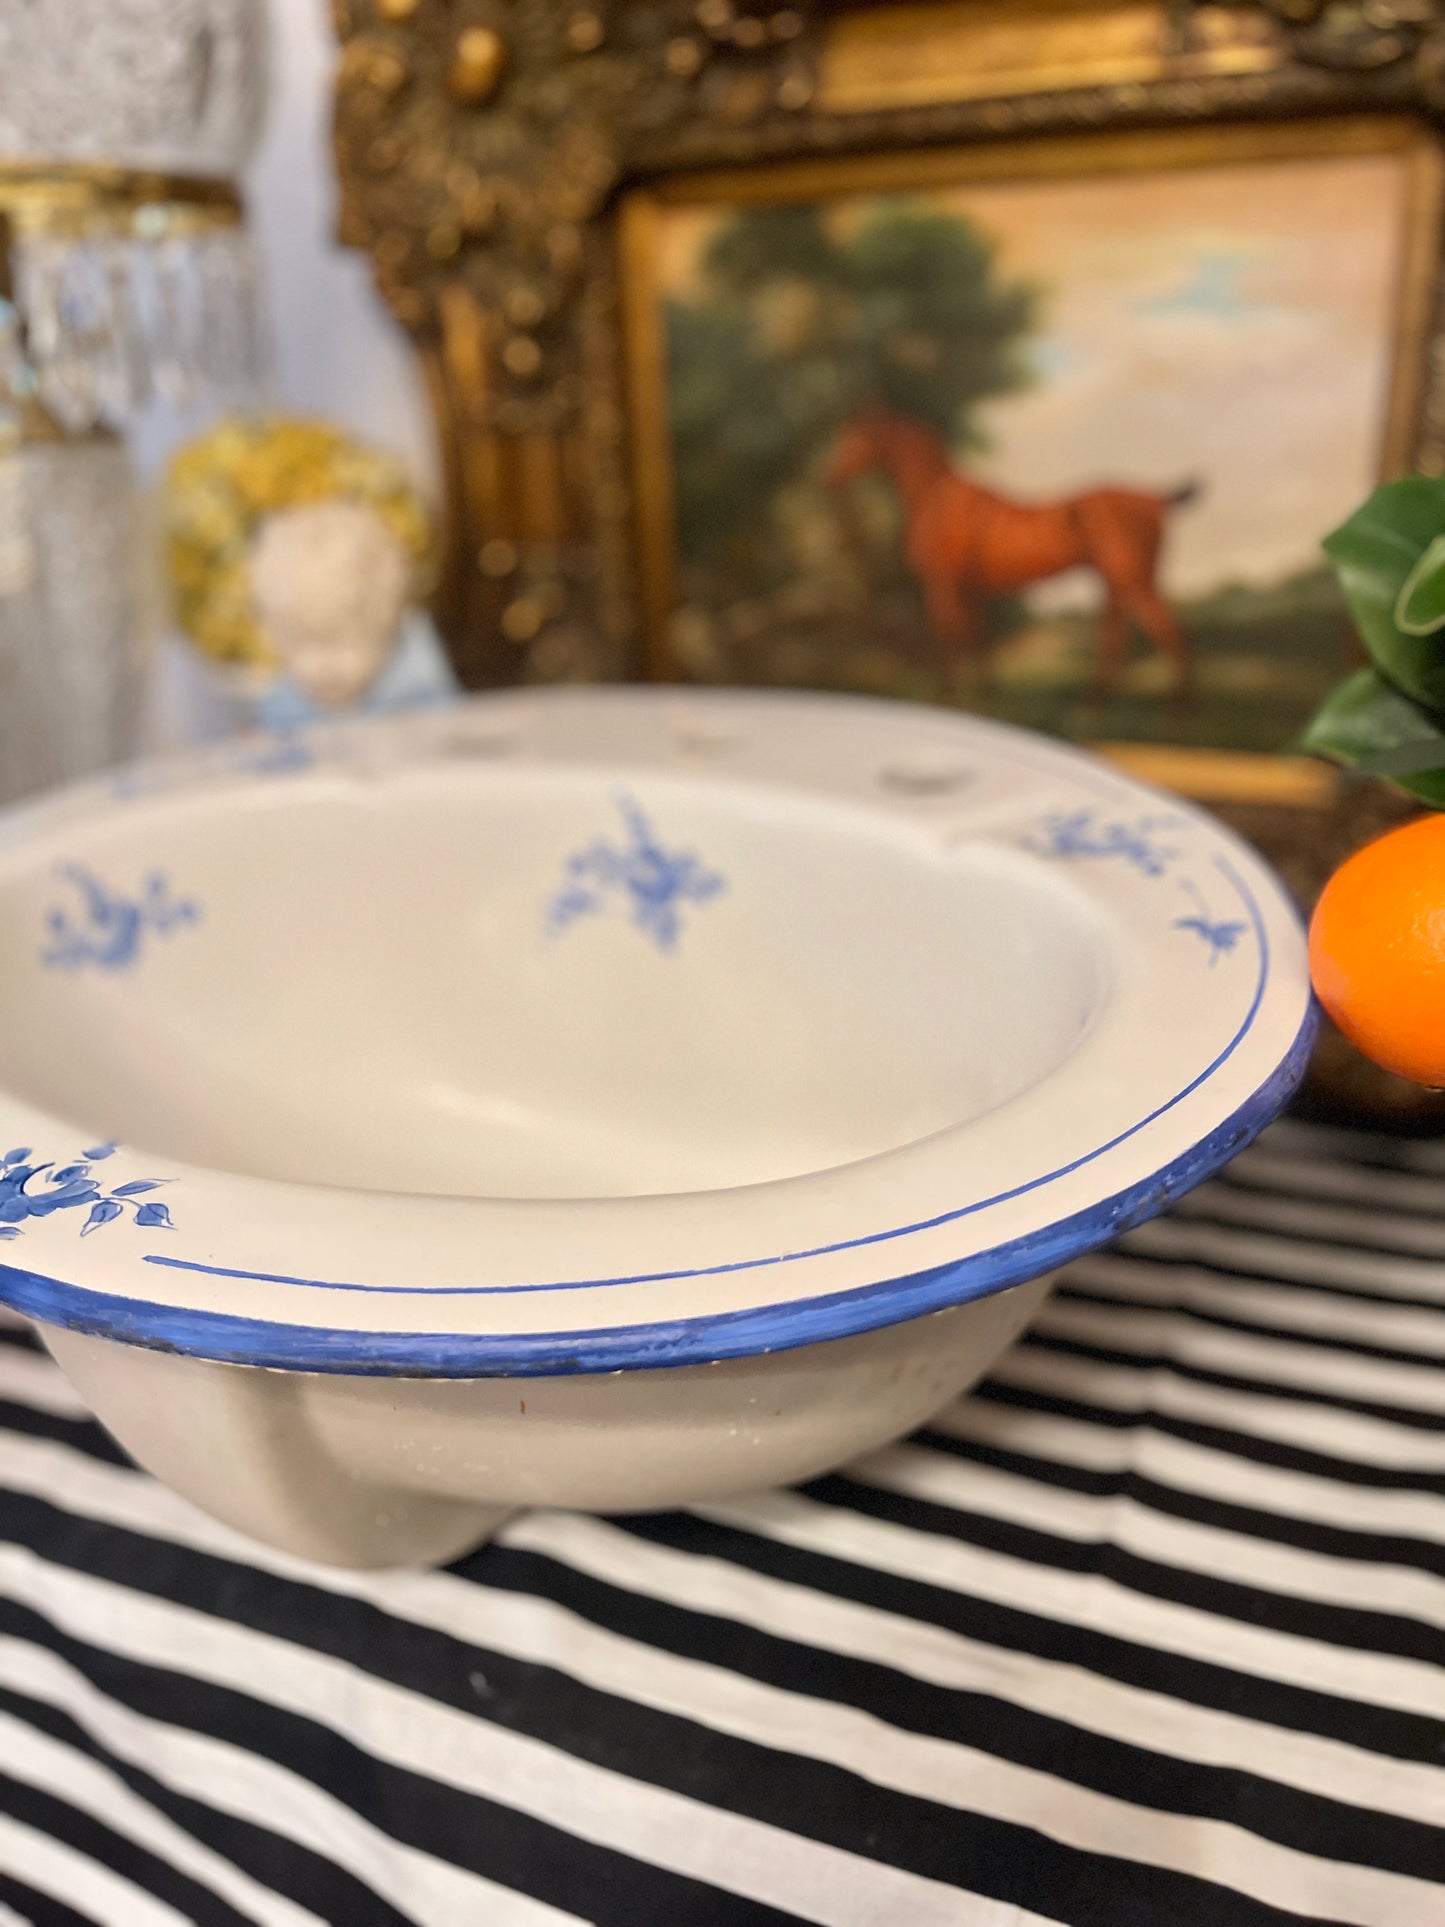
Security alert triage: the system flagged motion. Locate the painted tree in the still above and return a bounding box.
[667,201,1038,567]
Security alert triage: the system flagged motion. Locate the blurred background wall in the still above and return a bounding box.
[242,0,435,493]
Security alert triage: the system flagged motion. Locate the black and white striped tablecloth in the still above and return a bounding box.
[0,1117,1441,1926]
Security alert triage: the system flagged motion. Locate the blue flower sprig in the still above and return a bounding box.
[1026,805,1248,967]
[0,1143,173,1241]
[1026,808,1179,879]
[1172,879,1247,968]
[42,865,199,973]
[546,792,726,952]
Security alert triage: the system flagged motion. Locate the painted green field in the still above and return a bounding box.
[675,564,1355,756]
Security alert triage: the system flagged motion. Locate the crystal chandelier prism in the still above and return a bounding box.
[0,0,271,431]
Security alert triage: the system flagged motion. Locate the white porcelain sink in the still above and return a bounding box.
[0,689,1313,1565]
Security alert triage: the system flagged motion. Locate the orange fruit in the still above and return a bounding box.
[1309,812,1445,1086]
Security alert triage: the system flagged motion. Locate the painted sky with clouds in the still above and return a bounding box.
[658,148,1410,601]
[934,151,1408,598]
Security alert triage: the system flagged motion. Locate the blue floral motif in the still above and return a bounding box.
[546,793,726,951]
[1027,808,1179,878]
[1027,806,1250,967]
[1173,879,1248,967]
[0,1143,173,1242]
[41,864,200,972]
[108,729,319,802]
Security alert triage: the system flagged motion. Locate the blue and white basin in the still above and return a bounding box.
[0,689,1313,1565]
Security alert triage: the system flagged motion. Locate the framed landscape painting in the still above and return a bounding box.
[619,116,1443,779]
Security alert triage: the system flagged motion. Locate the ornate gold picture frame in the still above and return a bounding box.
[331,1,1445,811]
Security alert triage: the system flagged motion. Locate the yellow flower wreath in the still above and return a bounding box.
[163,416,435,677]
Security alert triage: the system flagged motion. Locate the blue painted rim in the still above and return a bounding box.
[0,1003,1317,1377]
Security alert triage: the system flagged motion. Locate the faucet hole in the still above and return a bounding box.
[674,729,739,760]
[879,760,974,798]
[442,728,517,761]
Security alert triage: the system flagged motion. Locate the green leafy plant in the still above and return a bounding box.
[1306,476,1445,806]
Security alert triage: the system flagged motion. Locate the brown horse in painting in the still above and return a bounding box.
[825,400,1199,695]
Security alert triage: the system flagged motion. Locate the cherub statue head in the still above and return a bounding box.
[164,415,434,707]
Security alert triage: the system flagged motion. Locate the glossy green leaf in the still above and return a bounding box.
[1301,665,1445,806]
[1322,476,1445,712]
[1395,532,1445,636]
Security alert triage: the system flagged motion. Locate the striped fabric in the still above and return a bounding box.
[0,1117,1442,1926]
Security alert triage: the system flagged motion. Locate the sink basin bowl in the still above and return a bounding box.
[0,689,1313,1566]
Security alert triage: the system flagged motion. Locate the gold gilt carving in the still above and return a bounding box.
[332,0,1445,685]
[447,26,509,105]
[1250,0,1439,76]
[332,0,819,682]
